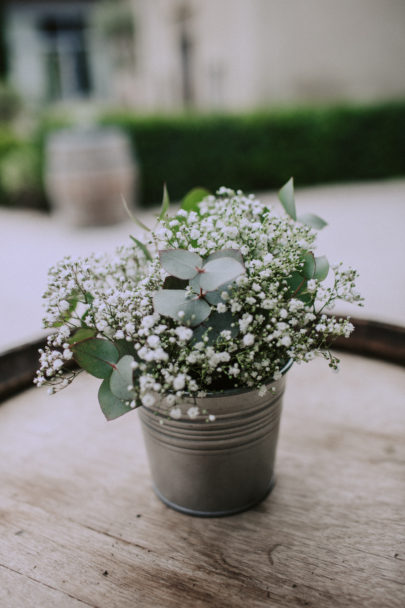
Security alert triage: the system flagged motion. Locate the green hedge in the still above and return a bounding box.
[0,128,20,205]
[103,101,405,206]
[1,101,404,209]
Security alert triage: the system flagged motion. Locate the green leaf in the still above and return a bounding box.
[121,194,151,232]
[68,327,97,345]
[130,235,152,262]
[298,213,328,230]
[159,183,170,221]
[302,252,316,279]
[191,311,239,346]
[162,276,189,290]
[278,177,297,221]
[203,282,233,305]
[181,187,210,213]
[314,256,329,281]
[159,249,202,279]
[259,206,271,223]
[205,248,244,264]
[98,379,133,421]
[71,338,119,379]
[286,272,312,304]
[52,296,78,327]
[110,355,135,401]
[115,340,137,358]
[198,257,245,292]
[153,290,211,327]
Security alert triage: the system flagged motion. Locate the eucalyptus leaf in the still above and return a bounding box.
[189,274,202,294]
[115,340,137,358]
[191,311,238,346]
[286,272,313,305]
[181,187,210,213]
[205,249,244,264]
[302,252,316,279]
[68,327,96,345]
[110,355,135,401]
[130,235,152,262]
[153,290,211,327]
[298,213,328,230]
[204,281,233,305]
[71,338,119,379]
[159,183,170,221]
[154,289,188,316]
[159,249,202,279]
[199,257,245,292]
[278,177,297,221]
[98,378,133,421]
[314,256,329,281]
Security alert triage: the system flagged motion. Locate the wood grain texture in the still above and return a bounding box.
[0,353,404,608]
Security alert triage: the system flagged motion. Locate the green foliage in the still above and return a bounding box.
[191,311,239,346]
[153,289,211,327]
[68,327,96,344]
[278,176,327,229]
[204,283,233,305]
[101,101,405,206]
[159,249,202,280]
[1,101,404,209]
[278,177,296,220]
[196,257,245,292]
[181,187,210,212]
[110,355,136,400]
[313,256,329,281]
[98,378,133,421]
[71,338,119,379]
[0,82,22,123]
[0,128,21,205]
[205,249,244,264]
[154,248,245,328]
[159,183,170,220]
[297,213,328,230]
[302,252,316,279]
[286,272,312,304]
[130,235,152,261]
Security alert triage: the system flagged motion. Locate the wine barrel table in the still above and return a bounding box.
[0,351,403,608]
[45,127,137,227]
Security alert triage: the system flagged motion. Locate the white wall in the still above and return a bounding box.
[129,0,405,111]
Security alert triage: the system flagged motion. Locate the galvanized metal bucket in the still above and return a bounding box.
[139,360,292,517]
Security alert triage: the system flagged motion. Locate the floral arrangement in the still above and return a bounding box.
[35,179,362,421]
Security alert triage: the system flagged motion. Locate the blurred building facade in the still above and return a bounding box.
[5,1,98,104]
[3,0,405,111]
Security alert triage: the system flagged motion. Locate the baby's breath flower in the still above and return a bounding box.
[36,186,362,416]
[173,374,186,391]
[187,406,199,419]
[175,326,193,341]
[243,333,255,346]
[141,393,156,408]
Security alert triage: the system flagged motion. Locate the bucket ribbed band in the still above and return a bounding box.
[139,366,291,516]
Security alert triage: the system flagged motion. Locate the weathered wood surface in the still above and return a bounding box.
[0,353,404,608]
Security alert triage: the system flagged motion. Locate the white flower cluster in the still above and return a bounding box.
[35,188,362,419]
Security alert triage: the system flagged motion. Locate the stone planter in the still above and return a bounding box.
[139,360,292,517]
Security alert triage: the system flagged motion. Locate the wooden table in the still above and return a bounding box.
[0,353,404,608]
